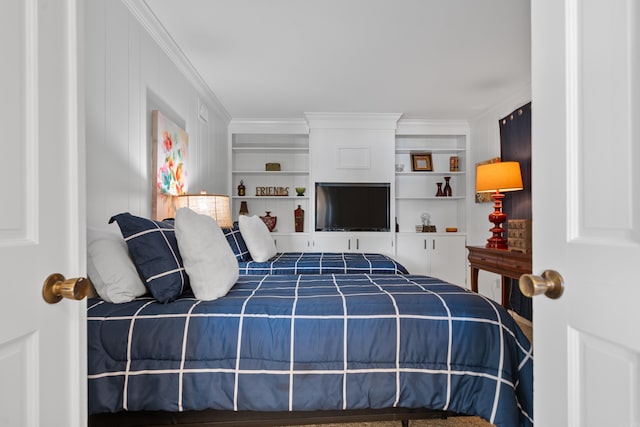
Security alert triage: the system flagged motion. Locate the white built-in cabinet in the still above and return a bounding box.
[305,113,399,256]
[228,117,470,285]
[311,232,395,257]
[395,234,466,286]
[393,120,469,286]
[228,120,311,251]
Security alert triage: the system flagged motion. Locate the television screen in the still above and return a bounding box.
[315,182,390,231]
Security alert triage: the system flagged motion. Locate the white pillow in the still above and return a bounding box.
[175,208,239,301]
[87,226,147,303]
[238,215,277,262]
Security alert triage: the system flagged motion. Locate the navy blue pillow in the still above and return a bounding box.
[109,213,189,303]
[221,222,251,262]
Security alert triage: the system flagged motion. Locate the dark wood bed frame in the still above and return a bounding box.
[89,407,463,427]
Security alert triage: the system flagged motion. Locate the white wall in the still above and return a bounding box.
[85,0,230,228]
[467,84,531,301]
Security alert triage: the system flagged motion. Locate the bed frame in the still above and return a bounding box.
[89,407,462,427]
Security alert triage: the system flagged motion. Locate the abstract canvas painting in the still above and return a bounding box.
[475,157,500,203]
[152,110,188,220]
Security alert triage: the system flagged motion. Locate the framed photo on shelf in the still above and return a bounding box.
[411,153,433,171]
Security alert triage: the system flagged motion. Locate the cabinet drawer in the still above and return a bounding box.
[467,246,532,279]
[467,250,503,268]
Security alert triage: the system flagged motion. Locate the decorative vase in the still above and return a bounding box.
[237,180,246,196]
[436,182,444,197]
[260,211,277,232]
[294,205,304,232]
[443,176,452,196]
[239,201,249,216]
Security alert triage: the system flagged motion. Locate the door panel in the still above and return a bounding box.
[0,0,34,244]
[0,0,85,426]
[532,0,639,425]
[430,235,466,286]
[0,334,38,427]
[568,329,640,426]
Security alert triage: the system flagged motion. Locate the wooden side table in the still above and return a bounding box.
[466,245,532,308]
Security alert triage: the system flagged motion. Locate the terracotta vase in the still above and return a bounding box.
[260,211,277,232]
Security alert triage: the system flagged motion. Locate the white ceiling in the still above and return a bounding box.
[144,0,531,120]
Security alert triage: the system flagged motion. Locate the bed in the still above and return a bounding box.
[87,211,532,426]
[87,273,533,427]
[222,222,409,275]
[237,252,408,275]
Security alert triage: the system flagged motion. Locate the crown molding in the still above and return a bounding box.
[122,0,231,123]
[395,119,470,136]
[304,112,403,130]
[228,118,309,135]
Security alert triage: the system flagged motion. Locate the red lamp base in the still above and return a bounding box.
[486,191,508,249]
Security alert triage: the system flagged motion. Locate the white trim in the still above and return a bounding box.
[305,112,402,130]
[229,118,309,135]
[122,0,231,122]
[396,119,470,136]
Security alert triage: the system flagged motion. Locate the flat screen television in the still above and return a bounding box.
[315,182,390,232]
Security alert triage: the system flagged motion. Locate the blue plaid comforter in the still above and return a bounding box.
[238,252,409,275]
[87,274,533,427]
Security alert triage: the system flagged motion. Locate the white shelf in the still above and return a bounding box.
[232,170,309,175]
[232,147,308,153]
[396,231,467,236]
[395,148,466,154]
[232,196,309,200]
[396,196,464,200]
[395,171,464,176]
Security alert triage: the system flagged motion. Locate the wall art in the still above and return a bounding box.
[152,110,188,220]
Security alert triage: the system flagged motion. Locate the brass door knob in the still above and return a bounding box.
[519,270,564,299]
[42,273,89,304]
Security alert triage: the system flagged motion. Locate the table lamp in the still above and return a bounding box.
[475,161,523,249]
[173,190,233,228]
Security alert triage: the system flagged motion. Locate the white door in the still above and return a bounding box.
[0,1,86,427]
[532,0,639,426]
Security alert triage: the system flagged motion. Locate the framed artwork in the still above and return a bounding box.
[411,153,433,171]
[475,157,501,203]
[152,110,188,220]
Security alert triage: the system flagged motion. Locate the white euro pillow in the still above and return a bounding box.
[175,207,239,301]
[87,226,147,303]
[238,215,277,262]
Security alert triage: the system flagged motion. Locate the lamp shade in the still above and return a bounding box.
[173,191,232,228]
[476,161,524,193]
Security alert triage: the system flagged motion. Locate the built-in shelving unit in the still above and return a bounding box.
[228,120,310,249]
[394,123,468,233]
[226,118,470,284]
[393,120,470,286]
